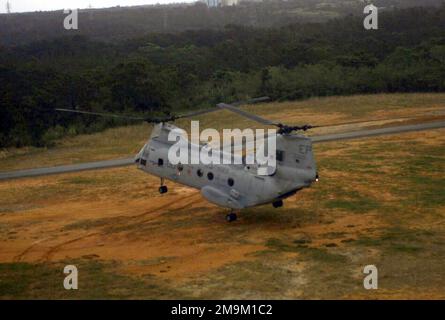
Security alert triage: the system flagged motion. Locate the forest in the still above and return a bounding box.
[1,3,445,147]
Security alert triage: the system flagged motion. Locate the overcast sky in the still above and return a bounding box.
[1,1,195,13]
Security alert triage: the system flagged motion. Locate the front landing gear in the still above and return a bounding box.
[159,178,168,194]
[226,211,238,222]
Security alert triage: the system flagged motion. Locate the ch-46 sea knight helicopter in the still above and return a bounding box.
[58,97,322,222]
[56,98,444,222]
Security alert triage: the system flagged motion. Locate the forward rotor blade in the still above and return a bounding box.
[216,103,277,126]
[173,108,219,120]
[57,97,271,123]
[55,108,146,121]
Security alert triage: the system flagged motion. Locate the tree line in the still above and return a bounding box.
[1,5,445,147]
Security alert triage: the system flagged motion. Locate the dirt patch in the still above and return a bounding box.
[300,213,385,248]
[119,243,265,280]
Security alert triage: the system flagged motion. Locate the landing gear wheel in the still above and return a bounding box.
[226,213,237,222]
[273,200,283,208]
[159,186,168,194]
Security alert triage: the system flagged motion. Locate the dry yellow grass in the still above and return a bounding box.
[1,93,445,172]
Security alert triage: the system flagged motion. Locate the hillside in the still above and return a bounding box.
[0,0,443,46]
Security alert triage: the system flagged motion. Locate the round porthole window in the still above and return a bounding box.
[207,172,214,180]
[228,178,234,187]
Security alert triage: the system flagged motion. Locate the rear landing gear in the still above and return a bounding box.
[226,211,237,222]
[159,178,168,194]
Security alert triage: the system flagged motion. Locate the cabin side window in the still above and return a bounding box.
[276,150,285,162]
[158,158,164,166]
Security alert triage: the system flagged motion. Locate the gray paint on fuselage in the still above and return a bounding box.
[137,123,317,209]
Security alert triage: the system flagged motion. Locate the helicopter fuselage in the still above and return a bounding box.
[135,123,318,209]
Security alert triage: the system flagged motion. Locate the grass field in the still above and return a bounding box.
[1,93,445,172]
[0,93,444,299]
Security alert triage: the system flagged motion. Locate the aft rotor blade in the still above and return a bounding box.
[55,108,146,121]
[174,97,271,120]
[231,96,270,106]
[315,116,416,128]
[216,103,277,126]
[312,120,445,143]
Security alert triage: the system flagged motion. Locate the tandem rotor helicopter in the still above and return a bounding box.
[56,97,441,222]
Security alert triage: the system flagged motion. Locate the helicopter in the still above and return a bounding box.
[55,98,444,222]
[57,97,322,222]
